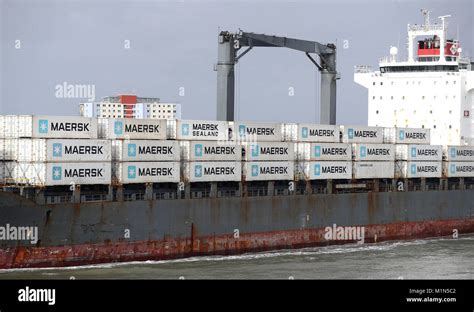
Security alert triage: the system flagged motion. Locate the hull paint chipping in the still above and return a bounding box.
[1,219,474,269]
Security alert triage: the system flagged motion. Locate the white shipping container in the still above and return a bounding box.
[235,122,283,142]
[395,161,442,178]
[395,145,442,161]
[166,120,177,140]
[14,162,111,186]
[184,161,241,182]
[3,116,21,138]
[177,120,229,141]
[341,125,384,143]
[306,161,352,180]
[0,161,15,184]
[444,146,474,162]
[352,144,395,161]
[310,143,352,161]
[113,140,179,161]
[384,127,430,144]
[353,161,395,179]
[18,115,33,137]
[297,124,340,143]
[18,139,46,162]
[2,115,33,138]
[32,116,97,139]
[16,139,111,162]
[46,139,111,162]
[295,143,310,161]
[113,162,180,184]
[182,141,241,161]
[2,116,16,138]
[243,161,294,181]
[243,142,294,161]
[99,118,166,140]
[444,162,474,178]
[282,123,298,142]
[2,139,17,160]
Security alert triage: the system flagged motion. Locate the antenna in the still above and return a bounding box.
[421,8,431,29]
[438,14,451,30]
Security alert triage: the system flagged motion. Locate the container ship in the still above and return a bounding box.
[0,11,473,269]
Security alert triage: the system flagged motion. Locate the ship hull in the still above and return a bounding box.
[0,189,473,269]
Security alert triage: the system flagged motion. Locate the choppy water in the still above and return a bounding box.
[1,235,473,279]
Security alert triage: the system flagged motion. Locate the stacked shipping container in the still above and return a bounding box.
[395,144,442,179]
[177,120,240,182]
[0,115,111,185]
[443,146,474,178]
[295,125,351,180]
[1,115,474,187]
[381,127,440,179]
[105,119,180,184]
[340,125,394,179]
[238,122,294,181]
[181,140,241,182]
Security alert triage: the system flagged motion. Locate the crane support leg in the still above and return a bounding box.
[216,35,236,121]
[320,70,337,124]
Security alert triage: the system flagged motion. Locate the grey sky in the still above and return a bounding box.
[1,0,472,125]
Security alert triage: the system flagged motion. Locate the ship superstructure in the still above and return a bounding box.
[355,10,474,145]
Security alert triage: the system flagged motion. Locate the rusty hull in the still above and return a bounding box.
[0,189,473,269]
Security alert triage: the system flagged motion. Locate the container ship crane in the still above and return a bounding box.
[216,30,338,124]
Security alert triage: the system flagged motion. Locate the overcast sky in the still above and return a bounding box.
[1,0,472,125]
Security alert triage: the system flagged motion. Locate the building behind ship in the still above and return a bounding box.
[80,94,181,120]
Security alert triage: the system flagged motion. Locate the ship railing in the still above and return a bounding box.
[124,192,145,201]
[45,195,71,204]
[7,177,474,205]
[154,191,178,200]
[81,194,107,202]
[247,188,268,197]
[354,65,372,73]
[408,24,444,32]
[192,190,210,198]
[217,189,238,197]
[311,186,328,194]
